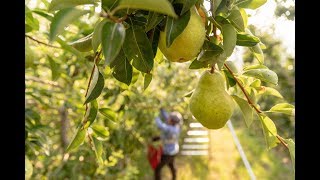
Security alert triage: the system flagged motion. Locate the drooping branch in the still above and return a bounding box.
[25,34,61,49]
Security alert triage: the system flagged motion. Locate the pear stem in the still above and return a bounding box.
[223,63,262,113]
[210,66,215,73]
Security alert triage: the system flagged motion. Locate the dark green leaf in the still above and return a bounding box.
[48,0,95,12]
[69,33,93,52]
[213,0,223,14]
[144,73,152,90]
[47,56,60,81]
[84,65,105,104]
[232,95,254,127]
[99,108,116,121]
[283,138,295,171]
[223,69,236,88]
[66,127,87,152]
[92,136,104,164]
[238,0,267,9]
[111,49,133,85]
[92,124,110,140]
[117,0,178,18]
[49,8,90,42]
[83,100,98,128]
[243,69,278,85]
[259,114,279,150]
[197,40,224,62]
[165,10,190,47]
[92,19,109,52]
[236,33,260,47]
[222,24,237,57]
[145,12,164,32]
[101,22,126,65]
[228,9,245,31]
[102,0,120,11]
[189,59,210,69]
[180,0,198,15]
[267,103,295,116]
[149,28,160,57]
[123,26,154,73]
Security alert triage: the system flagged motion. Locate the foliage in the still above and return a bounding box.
[25,0,295,178]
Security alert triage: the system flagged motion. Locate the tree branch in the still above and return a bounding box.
[25,34,61,49]
[276,135,289,148]
[224,63,262,113]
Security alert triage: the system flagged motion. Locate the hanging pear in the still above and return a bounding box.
[189,70,235,129]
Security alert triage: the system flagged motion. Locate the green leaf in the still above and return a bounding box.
[110,50,132,86]
[47,56,60,81]
[239,8,248,29]
[49,8,90,42]
[238,0,267,9]
[224,60,238,73]
[117,0,177,18]
[250,43,264,64]
[48,0,95,11]
[236,33,260,47]
[32,9,54,21]
[101,21,126,65]
[83,100,98,128]
[149,28,160,57]
[197,40,224,62]
[267,103,295,116]
[92,19,109,52]
[25,156,33,180]
[232,95,254,127]
[110,49,133,85]
[92,136,104,164]
[144,73,152,90]
[99,108,116,121]
[249,79,261,88]
[69,33,93,52]
[92,124,110,140]
[55,37,87,61]
[145,12,164,32]
[257,87,283,98]
[223,69,236,89]
[228,9,245,31]
[180,0,198,15]
[213,0,223,14]
[84,65,105,104]
[66,127,87,152]
[259,115,279,150]
[25,9,39,32]
[243,69,278,85]
[283,138,295,171]
[123,26,154,73]
[189,59,210,69]
[165,10,191,47]
[243,64,268,71]
[222,24,237,57]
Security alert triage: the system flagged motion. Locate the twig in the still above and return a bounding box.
[84,50,102,98]
[276,135,289,148]
[25,34,61,49]
[224,63,262,113]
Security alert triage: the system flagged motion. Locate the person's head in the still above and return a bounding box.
[168,111,182,125]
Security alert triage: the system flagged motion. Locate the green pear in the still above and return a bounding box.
[189,70,235,129]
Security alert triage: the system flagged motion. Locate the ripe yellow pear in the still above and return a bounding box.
[189,70,235,129]
[158,6,205,62]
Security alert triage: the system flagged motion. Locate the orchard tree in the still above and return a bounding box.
[25,0,295,178]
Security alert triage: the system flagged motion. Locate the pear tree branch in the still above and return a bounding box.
[25,34,61,49]
[224,63,289,150]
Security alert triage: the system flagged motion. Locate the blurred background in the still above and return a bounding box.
[25,0,295,179]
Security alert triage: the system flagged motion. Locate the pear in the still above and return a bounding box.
[189,70,235,129]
